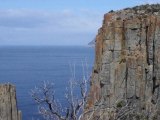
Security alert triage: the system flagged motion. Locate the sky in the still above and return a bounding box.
[0,0,160,46]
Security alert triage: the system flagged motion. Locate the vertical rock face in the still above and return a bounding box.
[0,84,22,120]
[87,4,160,119]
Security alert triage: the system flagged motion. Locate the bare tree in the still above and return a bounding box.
[31,61,90,120]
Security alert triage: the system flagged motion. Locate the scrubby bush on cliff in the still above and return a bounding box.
[31,62,90,120]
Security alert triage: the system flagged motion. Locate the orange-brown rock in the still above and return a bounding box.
[87,4,160,120]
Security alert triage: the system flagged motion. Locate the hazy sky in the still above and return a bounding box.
[0,0,160,46]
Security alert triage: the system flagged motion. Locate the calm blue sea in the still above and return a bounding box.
[0,46,94,120]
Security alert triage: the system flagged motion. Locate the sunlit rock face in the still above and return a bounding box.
[0,84,22,120]
[87,4,160,119]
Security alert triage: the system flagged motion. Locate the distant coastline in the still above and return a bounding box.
[88,39,95,47]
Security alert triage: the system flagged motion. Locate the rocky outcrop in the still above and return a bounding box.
[0,84,22,120]
[88,39,96,47]
[87,4,160,120]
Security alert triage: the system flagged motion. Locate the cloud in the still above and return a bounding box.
[0,9,48,28]
[0,9,103,45]
[133,0,160,4]
[144,0,160,4]
[0,9,102,31]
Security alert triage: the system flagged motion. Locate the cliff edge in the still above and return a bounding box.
[87,4,160,120]
[0,84,22,120]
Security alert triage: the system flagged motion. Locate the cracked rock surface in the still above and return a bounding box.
[0,84,22,120]
[87,4,160,120]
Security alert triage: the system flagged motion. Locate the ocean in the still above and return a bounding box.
[0,46,94,120]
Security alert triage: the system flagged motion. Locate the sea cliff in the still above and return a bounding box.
[86,4,160,120]
[0,84,22,120]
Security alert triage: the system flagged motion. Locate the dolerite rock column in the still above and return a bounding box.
[87,4,160,120]
[0,84,22,120]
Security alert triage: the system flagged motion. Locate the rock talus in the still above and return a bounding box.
[0,84,22,120]
[86,4,160,120]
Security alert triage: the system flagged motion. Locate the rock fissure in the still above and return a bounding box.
[145,25,150,65]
